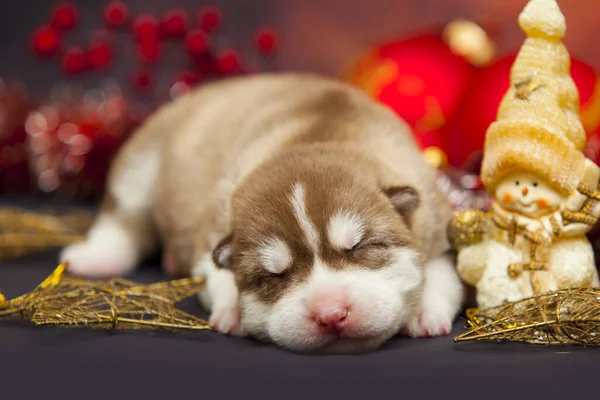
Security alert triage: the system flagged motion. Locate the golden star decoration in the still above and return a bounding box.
[0,207,93,261]
[454,288,600,346]
[0,263,211,332]
[514,76,544,100]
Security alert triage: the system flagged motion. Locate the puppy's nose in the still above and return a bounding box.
[522,187,529,196]
[314,308,348,334]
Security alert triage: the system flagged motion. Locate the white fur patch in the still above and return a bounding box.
[60,215,139,277]
[405,255,464,338]
[110,150,158,213]
[289,182,320,251]
[240,248,424,353]
[327,212,365,250]
[192,252,245,336]
[259,237,293,274]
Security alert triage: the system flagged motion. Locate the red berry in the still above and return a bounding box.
[255,28,279,54]
[185,29,209,56]
[175,70,199,86]
[51,2,78,31]
[87,41,113,69]
[138,38,161,62]
[161,9,188,37]
[217,50,242,74]
[31,26,61,57]
[133,14,160,41]
[132,70,153,91]
[62,47,87,75]
[198,6,222,32]
[104,1,129,28]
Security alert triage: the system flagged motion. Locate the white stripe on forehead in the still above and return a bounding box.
[259,237,293,274]
[328,212,365,250]
[289,182,320,251]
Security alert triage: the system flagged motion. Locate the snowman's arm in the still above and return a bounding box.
[456,242,488,286]
[543,210,596,239]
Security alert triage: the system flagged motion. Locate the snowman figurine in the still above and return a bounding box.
[453,0,600,310]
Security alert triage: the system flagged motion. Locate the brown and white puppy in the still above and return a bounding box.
[60,73,463,353]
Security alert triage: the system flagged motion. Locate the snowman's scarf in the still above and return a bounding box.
[489,203,549,294]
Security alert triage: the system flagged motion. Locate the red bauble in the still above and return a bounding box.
[185,30,209,56]
[24,86,138,197]
[161,9,188,38]
[138,38,161,63]
[87,40,113,69]
[104,1,129,28]
[51,2,78,31]
[347,33,476,151]
[31,26,61,58]
[444,55,600,168]
[198,6,222,32]
[255,28,279,54]
[62,47,87,75]
[217,50,242,75]
[133,14,160,41]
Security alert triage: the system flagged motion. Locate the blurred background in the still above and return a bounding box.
[3,0,600,261]
[1,0,600,86]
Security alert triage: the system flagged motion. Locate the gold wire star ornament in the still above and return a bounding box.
[454,288,600,346]
[0,207,93,261]
[0,263,211,332]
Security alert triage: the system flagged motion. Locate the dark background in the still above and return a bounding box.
[2,0,600,98]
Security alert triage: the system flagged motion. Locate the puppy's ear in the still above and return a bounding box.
[384,186,420,227]
[213,233,234,269]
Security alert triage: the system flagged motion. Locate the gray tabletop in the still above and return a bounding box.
[0,248,597,400]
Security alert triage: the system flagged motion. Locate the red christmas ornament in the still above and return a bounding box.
[138,38,161,63]
[444,54,600,168]
[198,6,222,33]
[133,14,160,41]
[161,9,188,38]
[347,33,476,152]
[255,28,279,54]
[132,70,153,91]
[185,29,209,57]
[104,1,129,28]
[51,2,78,31]
[24,85,138,197]
[31,26,61,58]
[345,20,499,170]
[217,50,242,75]
[61,47,87,75]
[87,40,113,69]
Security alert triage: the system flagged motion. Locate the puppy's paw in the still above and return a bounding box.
[60,241,136,278]
[403,309,452,338]
[209,305,246,337]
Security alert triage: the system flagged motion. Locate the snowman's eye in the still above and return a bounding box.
[533,182,538,187]
[515,181,520,186]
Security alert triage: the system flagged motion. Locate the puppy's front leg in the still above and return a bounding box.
[404,254,464,338]
[192,253,245,336]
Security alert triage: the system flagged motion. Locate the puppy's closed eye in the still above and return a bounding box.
[348,240,389,257]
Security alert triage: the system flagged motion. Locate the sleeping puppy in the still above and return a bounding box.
[60,73,464,353]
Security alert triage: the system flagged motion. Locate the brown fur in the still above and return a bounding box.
[230,147,419,304]
[102,72,452,295]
